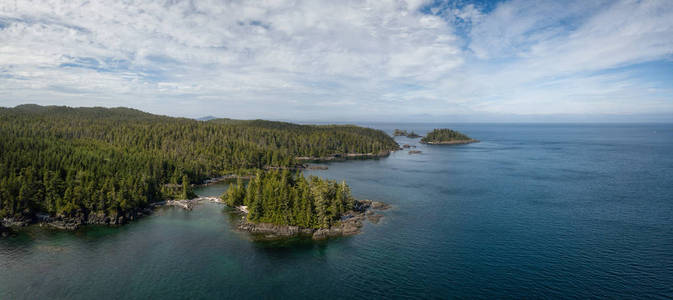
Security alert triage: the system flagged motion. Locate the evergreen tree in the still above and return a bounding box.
[181,175,189,200]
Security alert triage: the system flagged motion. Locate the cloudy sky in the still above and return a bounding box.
[1,0,672,121]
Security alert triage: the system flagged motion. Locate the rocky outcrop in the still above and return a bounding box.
[236,199,390,241]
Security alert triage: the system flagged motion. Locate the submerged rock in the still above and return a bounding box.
[367,214,383,224]
[371,201,392,210]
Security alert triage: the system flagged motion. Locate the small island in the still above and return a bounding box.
[393,129,421,138]
[420,128,479,145]
[223,170,389,240]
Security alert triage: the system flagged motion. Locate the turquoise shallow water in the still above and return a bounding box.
[2,124,673,299]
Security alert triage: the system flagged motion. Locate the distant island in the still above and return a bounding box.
[420,128,479,145]
[393,129,422,138]
[0,104,398,234]
[223,171,389,240]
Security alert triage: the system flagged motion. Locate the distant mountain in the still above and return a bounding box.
[196,115,217,121]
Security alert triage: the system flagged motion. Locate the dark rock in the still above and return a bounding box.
[353,199,372,212]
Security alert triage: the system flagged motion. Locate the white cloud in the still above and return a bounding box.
[0,0,672,120]
[459,0,673,116]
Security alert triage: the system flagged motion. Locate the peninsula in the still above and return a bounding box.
[420,128,479,145]
[0,105,398,233]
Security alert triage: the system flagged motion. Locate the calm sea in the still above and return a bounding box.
[1,123,672,299]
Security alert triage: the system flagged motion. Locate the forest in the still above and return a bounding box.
[223,170,354,229]
[0,104,398,221]
[420,128,474,143]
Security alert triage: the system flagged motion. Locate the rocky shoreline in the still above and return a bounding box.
[420,139,479,145]
[0,196,223,234]
[235,199,391,240]
[296,150,396,162]
[1,207,155,231]
[1,192,388,242]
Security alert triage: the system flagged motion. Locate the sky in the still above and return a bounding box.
[0,0,672,122]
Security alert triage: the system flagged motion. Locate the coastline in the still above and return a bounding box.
[1,172,388,240]
[0,196,224,233]
[296,150,396,162]
[1,197,390,241]
[235,199,391,240]
[1,207,155,231]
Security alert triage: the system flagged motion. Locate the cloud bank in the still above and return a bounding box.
[1,0,672,121]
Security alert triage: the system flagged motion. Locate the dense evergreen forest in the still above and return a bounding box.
[224,170,354,229]
[0,104,398,221]
[420,128,475,144]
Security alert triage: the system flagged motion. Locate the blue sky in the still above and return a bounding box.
[0,0,672,122]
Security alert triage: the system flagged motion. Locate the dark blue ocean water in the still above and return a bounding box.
[2,123,672,299]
